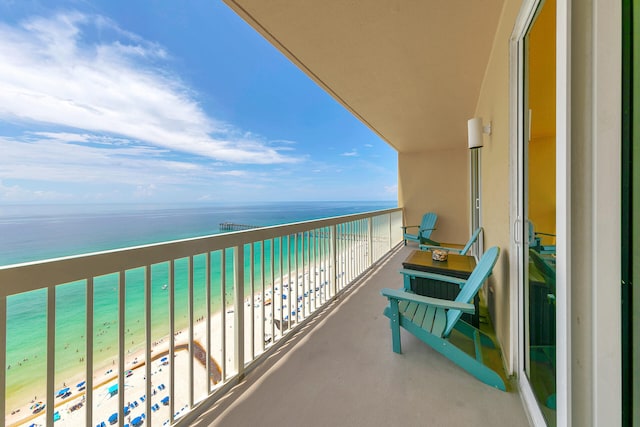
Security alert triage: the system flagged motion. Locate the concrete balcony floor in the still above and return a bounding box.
[190,245,530,427]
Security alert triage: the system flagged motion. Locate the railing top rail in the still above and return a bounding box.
[0,208,402,296]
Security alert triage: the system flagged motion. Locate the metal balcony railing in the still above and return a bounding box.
[1,208,403,427]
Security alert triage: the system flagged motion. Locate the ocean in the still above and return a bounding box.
[0,201,395,266]
[1,201,395,412]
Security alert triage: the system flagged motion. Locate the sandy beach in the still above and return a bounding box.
[6,262,333,427]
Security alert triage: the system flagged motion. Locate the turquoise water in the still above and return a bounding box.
[2,202,393,408]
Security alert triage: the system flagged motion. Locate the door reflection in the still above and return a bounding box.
[524,0,557,424]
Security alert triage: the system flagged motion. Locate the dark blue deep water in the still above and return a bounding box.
[0,201,396,266]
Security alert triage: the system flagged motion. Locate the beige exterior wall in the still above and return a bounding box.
[398,148,469,245]
[474,0,622,423]
[472,0,521,368]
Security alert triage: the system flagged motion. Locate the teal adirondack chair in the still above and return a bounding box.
[402,212,438,246]
[529,222,556,254]
[381,246,505,390]
[528,248,557,408]
[419,226,483,255]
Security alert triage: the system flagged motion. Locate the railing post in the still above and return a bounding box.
[144,266,152,422]
[117,273,125,427]
[260,241,265,353]
[368,217,373,266]
[85,278,94,427]
[205,252,212,393]
[250,243,255,360]
[220,250,226,380]
[169,260,175,423]
[47,287,55,427]
[388,213,393,251]
[188,256,194,409]
[234,245,245,380]
[330,225,337,296]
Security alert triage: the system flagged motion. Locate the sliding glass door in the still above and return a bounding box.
[517,0,557,425]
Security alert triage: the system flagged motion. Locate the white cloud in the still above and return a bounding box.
[0,179,72,202]
[341,149,358,157]
[363,143,373,148]
[384,184,398,194]
[134,184,156,198]
[0,133,248,186]
[0,12,299,164]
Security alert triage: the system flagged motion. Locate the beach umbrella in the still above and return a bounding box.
[30,402,43,411]
[161,396,169,405]
[160,356,168,362]
[108,384,118,396]
[131,416,143,427]
[76,381,86,388]
[108,412,118,424]
[57,387,70,396]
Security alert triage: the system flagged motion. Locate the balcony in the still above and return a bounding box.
[186,244,529,427]
[1,208,528,427]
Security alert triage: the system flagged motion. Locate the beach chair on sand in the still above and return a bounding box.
[419,227,483,255]
[402,212,438,246]
[380,246,505,390]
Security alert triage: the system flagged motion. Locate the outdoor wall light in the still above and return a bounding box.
[467,117,492,149]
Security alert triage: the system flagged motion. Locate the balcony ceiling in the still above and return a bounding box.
[223,0,505,153]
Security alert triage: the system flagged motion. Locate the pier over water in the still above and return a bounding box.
[219,222,260,231]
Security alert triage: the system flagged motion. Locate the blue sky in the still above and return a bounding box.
[0,0,398,204]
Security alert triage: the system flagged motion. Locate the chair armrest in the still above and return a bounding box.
[401,225,419,231]
[381,288,475,313]
[418,231,439,246]
[420,227,436,232]
[398,268,466,287]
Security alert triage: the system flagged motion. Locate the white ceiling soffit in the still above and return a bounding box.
[223,0,505,153]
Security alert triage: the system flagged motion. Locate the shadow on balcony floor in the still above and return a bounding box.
[189,245,529,427]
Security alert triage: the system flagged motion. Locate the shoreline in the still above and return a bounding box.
[7,307,231,427]
[6,260,334,426]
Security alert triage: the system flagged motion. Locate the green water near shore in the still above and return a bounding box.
[5,235,334,411]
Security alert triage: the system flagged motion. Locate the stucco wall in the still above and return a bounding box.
[398,148,469,245]
[472,0,521,371]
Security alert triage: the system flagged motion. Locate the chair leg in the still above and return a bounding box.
[389,299,402,354]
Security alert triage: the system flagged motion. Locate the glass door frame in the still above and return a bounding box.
[509,0,570,425]
[470,148,482,258]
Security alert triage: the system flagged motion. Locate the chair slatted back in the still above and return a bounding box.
[444,246,500,336]
[419,212,438,239]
